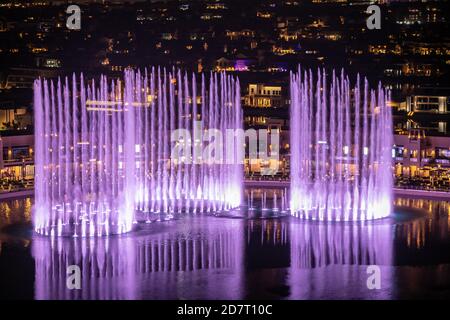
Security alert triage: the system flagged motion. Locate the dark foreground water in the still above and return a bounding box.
[0,197,449,300]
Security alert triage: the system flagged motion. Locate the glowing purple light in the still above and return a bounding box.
[233,60,250,72]
[289,67,393,221]
[33,68,243,237]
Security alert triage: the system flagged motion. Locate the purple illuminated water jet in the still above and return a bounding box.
[33,68,243,237]
[289,67,393,221]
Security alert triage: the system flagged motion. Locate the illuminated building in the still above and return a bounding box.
[406,95,449,114]
[394,130,450,185]
[244,83,286,108]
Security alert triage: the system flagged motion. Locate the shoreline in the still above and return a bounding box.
[0,183,448,201]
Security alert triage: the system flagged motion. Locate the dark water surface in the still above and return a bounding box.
[0,197,449,299]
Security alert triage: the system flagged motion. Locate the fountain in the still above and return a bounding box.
[240,188,289,219]
[33,68,243,237]
[289,67,393,221]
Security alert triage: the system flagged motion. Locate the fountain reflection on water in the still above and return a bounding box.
[32,217,245,299]
[30,211,428,299]
[0,196,446,299]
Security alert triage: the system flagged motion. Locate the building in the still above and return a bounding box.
[406,95,449,113]
[0,133,34,191]
[0,88,33,131]
[244,83,287,108]
[215,56,255,72]
[243,115,290,178]
[393,129,450,189]
[1,67,58,89]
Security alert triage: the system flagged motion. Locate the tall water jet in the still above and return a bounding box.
[289,67,393,221]
[33,68,243,237]
[131,69,243,217]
